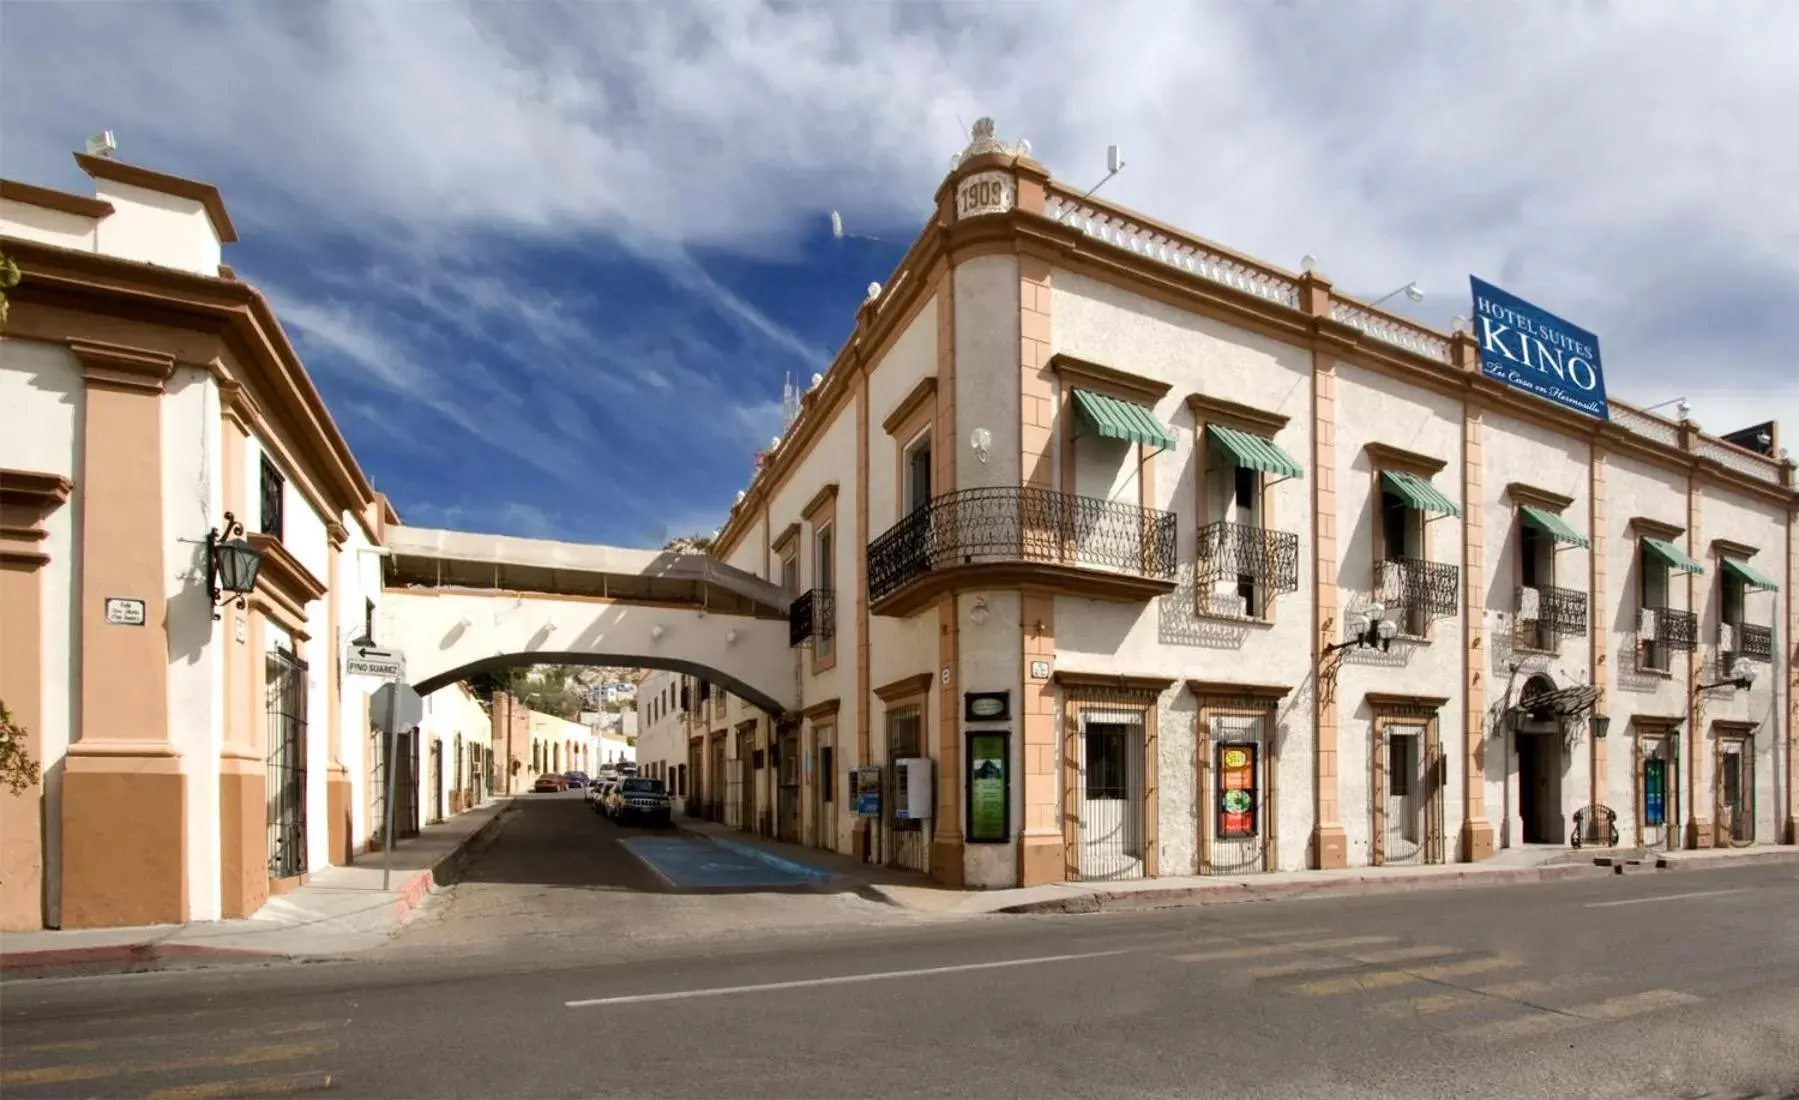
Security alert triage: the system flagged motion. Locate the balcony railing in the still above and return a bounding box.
[788,588,835,648]
[1196,520,1300,602]
[867,487,1178,608]
[1514,584,1589,649]
[1642,605,1698,652]
[1735,622,1773,663]
[1377,557,1461,631]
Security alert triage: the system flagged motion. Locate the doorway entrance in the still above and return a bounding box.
[1076,715,1145,881]
[814,728,837,852]
[777,725,801,842]
[1517,732,1563,844]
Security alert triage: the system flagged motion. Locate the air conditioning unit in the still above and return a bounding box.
[1516,586,1541,622]
[1638,608,1658,637]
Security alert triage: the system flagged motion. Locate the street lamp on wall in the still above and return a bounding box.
[1699,659,1758,692]
[1325,603,1399,656]
[206,511,263,621]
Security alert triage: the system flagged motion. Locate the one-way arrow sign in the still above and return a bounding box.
[345,645,406,680]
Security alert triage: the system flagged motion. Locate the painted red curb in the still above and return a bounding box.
[0,942,279,973]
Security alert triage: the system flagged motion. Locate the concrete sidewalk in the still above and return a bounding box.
[0,798,516,977]
[676,817,1799,917]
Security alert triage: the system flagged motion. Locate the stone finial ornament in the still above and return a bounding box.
[952,116,1029,167]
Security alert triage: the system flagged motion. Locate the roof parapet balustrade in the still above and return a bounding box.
[867,486,1177,617]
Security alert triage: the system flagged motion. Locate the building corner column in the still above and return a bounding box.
[1589,447,1609,834]
[61,340,189,929]
[1302,273,1347,869]
[1684,474,1713,848]
[1455,335,1497,861]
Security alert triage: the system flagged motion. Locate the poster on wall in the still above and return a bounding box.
[853,766,882,818]
[1643,759,1666,827]
[1218,743,1258,839]
[965,730,1010,843]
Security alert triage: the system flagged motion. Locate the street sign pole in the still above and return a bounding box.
[382,685,401,891]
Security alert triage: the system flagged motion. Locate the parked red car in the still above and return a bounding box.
[533,774,569,793]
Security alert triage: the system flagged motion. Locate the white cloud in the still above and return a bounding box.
[5,0,1794,438]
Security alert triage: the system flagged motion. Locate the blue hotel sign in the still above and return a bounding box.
[1470,277,1608,419]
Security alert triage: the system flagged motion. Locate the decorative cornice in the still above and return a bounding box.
[1365,441,1448,477]
[1628,713,1684,730]
[873,673,935,703]
[770,521,802,558]
[248,532,328,611]
[1186,392,1290,436]
[1630,516,1686,541]
[801,482,840,523]
[1057,671,1177,695]
[74,151,238,242]
[0,468,74,512]
[882,375,939,437]
[1187,680,1293,701]
[68,338,176,393]
[0,178,114,219]
[1506,482,1576,513]
[326,521,350,547]
[1711,537,1760,560]
[802,697,842,720]
[1365,692,1451,713]
[1049,353,1173,405]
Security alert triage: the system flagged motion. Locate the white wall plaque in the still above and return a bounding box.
[955,170,1015,220]
[1030,660,1051,680]
[104,597,146,626]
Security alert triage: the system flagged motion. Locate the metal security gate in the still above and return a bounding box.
[1077,715,1145,881]
[710,737,726,822]
[429,739,443,823]
[884,705,927,871]
[1208,715,1268,875]
[265,649,308,879]
[1373,725,1443,866]
[777,729,801,842]
[1717,739,1755,847]
[734,728,754,831]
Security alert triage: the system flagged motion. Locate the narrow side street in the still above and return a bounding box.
[4,856,1797,1099]
[388,792,931,964]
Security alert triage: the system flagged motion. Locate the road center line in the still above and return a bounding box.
[1583,888,1748,908]
[565,950,1129,1008]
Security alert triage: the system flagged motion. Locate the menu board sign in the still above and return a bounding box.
[1218,743,1258,839]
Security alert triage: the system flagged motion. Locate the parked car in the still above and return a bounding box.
[564,771,590,789]
[616,761,638,778]
[606,777,672,827]
[588,780,614,813]
[533,774,568,793]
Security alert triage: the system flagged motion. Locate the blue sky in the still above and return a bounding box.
[4,2,1795,546]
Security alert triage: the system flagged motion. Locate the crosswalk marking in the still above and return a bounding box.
[1244,957,1370,979]
[1449,989,1703,1044]
[145,1070,335,1100]
[1373,972,1603,1017]
[1346,945,1462,965]
[1372,991,1482,1016]
[1475,974,1599,1002]
[1296,956,1517,997]
[1171,935,1394,964]
[1575,989,1702,1020]
[0,1042,330,1091]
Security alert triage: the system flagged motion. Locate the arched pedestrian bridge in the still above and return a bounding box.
[379,526,795,714]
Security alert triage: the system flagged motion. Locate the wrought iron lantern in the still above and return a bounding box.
[1589,714,1611,740]
[1326,602,1398,656]
[1699,658,1758,692]
[207,511,263,619]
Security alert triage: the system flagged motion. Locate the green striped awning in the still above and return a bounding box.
[1208,424,1304,480]
[1070,389,1177,450]
[1721,556,1779,591]
[1380,470,1461,518]
[1642,537,1705,575]
[1519,504,1588,549]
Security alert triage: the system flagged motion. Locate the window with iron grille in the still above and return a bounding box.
[886,704,924,832]
[259,455,285,540]
[265,648,308,879]
[1084,727,1129,800]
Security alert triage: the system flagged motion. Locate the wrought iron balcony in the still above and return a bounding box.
[1196,520,1300,601]
[1376,557,1460,630]
[788,588,835,648]
[867,486,1178,615]
[1643,605,1697,652]
[1513,584,1589,650]
[1735,622,1773,663]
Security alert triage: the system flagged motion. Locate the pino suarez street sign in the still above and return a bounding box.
[345,645,406,680]
[1470,276,1608,420]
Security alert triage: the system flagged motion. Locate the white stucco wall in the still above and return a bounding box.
[1333,361,1466,866]
[1479,410,1594,851]
[954,255,1021,492]
[0,337,84,925]
[1697,482,1787,844]
[417,682,493,822]
[866,296,938,536]
[1049,269,1319,873]
[162,367,225,920]
[88,179,223,276]
[0,199,100,251]
[335,521,384,849]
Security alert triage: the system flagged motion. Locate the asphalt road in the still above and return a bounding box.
[5,799,1797,1099]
